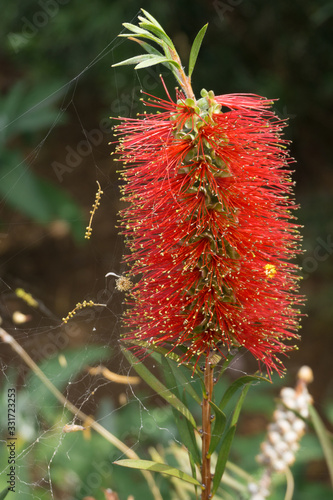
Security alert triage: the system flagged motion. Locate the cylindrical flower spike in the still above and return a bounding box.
[115,86,303,374]
[113,11,304,375]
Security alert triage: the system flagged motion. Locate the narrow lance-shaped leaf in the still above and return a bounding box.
[211,382,255,494]
[135,57,180,71]
[118,31,165,48]
[114,459,202,486]
[122,22,152,35]
[218,374,270,411]
[173,398,201,466]
[0,488,10,500]
[123,339,183,364]
[112,53,157,68]
[129,38,164,58]
[188,23,208,77]
[309,404,333,487]
[112,54,163,68]
[215,350,239,382]
[208,401,227,458]
[212,425,236,495]
[140,8,164,31]
[230,382,252,427]
[161,39,175,61]
[122,348,197,428]
[161,355,202,405]
[158,355,201,465]
[188,452,199,491]
[138,20,174,49]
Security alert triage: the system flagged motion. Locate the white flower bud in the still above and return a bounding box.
[284,430,298,444]
[273,408,286,422]
[285,410,297,422]
[297,365,313,384]
[256,453,269,465]
[295,394,310,410]
[275,440,289,455]
[284,398,298,410]
[268,422,279,434]
[276,419,291,434]
[268,430,282,445]
[261,442,278,461]
[272,459,287,472]
[292,418,306,435]
[282,450,296,465]
[248,482,259,494]
[299,407,310,418]
[281,387,295,401]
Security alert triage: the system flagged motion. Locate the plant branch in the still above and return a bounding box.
[201,355,214,499]
[167,47,195,100]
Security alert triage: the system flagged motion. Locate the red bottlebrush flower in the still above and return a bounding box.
[115,87,303,375]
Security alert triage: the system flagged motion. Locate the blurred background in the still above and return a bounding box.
[0,0,332,499]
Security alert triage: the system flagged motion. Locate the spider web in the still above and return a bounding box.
[0,14,253,500]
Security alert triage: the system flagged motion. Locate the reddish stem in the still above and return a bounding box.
[201,357,214,500]
[169,47,195,100]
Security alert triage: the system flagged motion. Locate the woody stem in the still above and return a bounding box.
[201,356,214,500]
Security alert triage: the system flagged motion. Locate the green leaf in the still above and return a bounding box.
[189,453,199,489]
[112,51,180,71]
[230,383,252,427]
[0,488,10,500]
[161,355,202,405]
[214,351,239,383]
[210,377,264,493]
[121,340,202,375]
[123,339,182,364]
[159,356,201,465]
[212,425,236,495]
[174,403,201,465]
[188,23,208,77]
[135,57,179,71]
[112,53,159,67]
[122,22,151,35]
[128,41,178,76]
[113,8,194,93]
[122,348,197,428]
[219,375,270,411]
[208,401,227,457]
[115,459,202,486]
[130,38,164,58]
[138,21,174,49]
[118,31,164,48]
[309,404,333,487]
[140,8,164,31]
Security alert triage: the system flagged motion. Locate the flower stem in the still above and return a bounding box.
[202,356,214,499]
[168,47,195,101]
